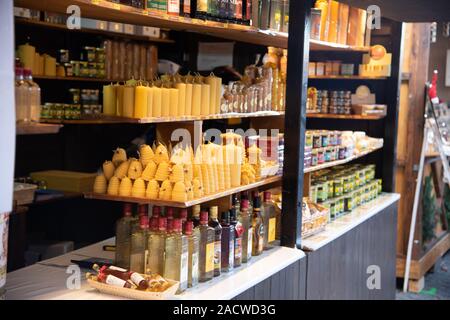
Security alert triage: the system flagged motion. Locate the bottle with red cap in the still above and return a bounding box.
[149,206,161,235]
[132,204,148,233]
[146,217,167,275]
[164,218,188,292]
[198,210,214,282]
[115,203,134,269]
[262,191,277,248]
[130,215,149,273]
[240,199,253,263]
[184,220,199,288]
[179,209,188,224]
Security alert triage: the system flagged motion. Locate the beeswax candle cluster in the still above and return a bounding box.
[92,133,269,202]
[102,74,222,119]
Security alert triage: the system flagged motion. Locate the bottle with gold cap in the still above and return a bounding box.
[208,206,222,277]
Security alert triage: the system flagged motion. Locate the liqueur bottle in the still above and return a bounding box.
[262,191,277,248]
[220,211,234,272]
[207,0,219,20]
[164,219,189,292]
[130,215,149,273]
[192,204,201,227]
[199,211,215,282]
[241,191,253,213]
[146,217,167,275]
[208,206,222,277]
[184,221,199,288]
[242,0,251,25]
[232,194,240,212]
[115,203,134,269]
[228,0,236,21]
[97,273,132,288]
[234,0,243,23]
[239,199,253,263]
[166,207,175,223]
[218,0,229,21]
[230,208,242,267]
[252,196,264,256]
[96,265,148,290]
[195,0,208,19]
[179,208,188,224]
[167,0,180,15]
[180,0,192,17]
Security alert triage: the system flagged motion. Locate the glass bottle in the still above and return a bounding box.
[23,69,41,122]
[132,204,147,233]
[220,211,234,272]
[164,219,188,292]
[262,191,277,249]
[179,208,188,224]
[218,0,229,21]
[167,0,180,15]
[166,207,175,224]
[130,215,149,273]
[240,191,253,213]
[115,203,134,269]
[230,208,242,267]
[207,0,219,19]
[239,199,253,263]
[195,0,208,19]
[184,221,199,288]
[146,217,167,275]
[181,0,192,17]
[192,204,201,228]
[269,0,282,31]
[208,206,222,277]
[258,0,271,30]
[199,211,215,282]
[15,67,30,123]
[252,196,264,256]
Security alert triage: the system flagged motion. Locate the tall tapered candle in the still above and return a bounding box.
[214,77,222,114]
[169,88,179,117]
[201,83,210,116]
[161,87,170,117]
[134,84,148,118]
[147,86,154,117]
[205,76,216,116]
[103,84,117,116]
[176,83,186,116]
[116,85,124,116]
[152,87,162,117]
[192,84,202,116]
[185,83,193,116]
[123,85,135,118]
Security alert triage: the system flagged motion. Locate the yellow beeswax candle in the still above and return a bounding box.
[201,83,210,116]
[116,85,124,116]
[205,76,216,116]
[152,87,162,117]
[123,85,135,118]
[214,77,222,114]
[103,84,117,116]
[185,83,193,116]
[176,83,186,116]
[192,84,202,116]
[146,86,154,118]
[18,43,35,71]
[134,84,148,118]
[161,87,170,117]
[44,55,56,76]
[169,88,179,117]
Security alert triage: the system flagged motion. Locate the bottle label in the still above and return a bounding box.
[205,242,214,273]
[191,252,199,285]
[229,239,234,268]
[168,0,180,14]
[183,0,191,14]
[180,251,188,289]
[269,218,276,242]
[234,237,242,261]
[247,227,253,260]
[214,240,221,271]
[105,274,127,288]
[235,0,242,19]
[130,272,146,286]
[109,265,127,273]
[258,236,264,253]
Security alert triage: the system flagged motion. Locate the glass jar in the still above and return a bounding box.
[82,46,96,62]
[269,0,282,32]
[309,184,318,203]
[317,148,325,164]
[41,103,52,119]
[59,49,70,64]
[96,48,106,63]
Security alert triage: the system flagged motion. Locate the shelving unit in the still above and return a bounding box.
[16,123,63,135]
[308,75,387,80]
[306,113,386,120]
[34,75,115,83]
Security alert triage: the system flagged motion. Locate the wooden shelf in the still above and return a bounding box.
[15,17,174,43]
[304,146,383,174]
[16,123,63,135]
[34,75,116,83]
[309,39,370,52]
[40,111,285,125]
[309,75,387,80]
[85,175,282,207]
[306,113,386,120]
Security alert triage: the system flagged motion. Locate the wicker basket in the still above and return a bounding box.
[86,276,180,300]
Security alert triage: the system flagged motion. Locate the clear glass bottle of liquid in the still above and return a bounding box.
[115,203,134,269]
[269,0,282,31]
[179,208,188,224]
[184,220,199,288]
[220,211,234,272]
[208,206,222,277]
[239,199,253,263]
[192,204,201,228]
[132,204,147,233]
[15,67,30,123]
[230,208,242,267]
[252,196,265,256]
[262,191,277,249]
[164,219,188,292]
[130,215,149,273]
[199,211,215,282]
[23,69,41,122]
[146,217,167,275]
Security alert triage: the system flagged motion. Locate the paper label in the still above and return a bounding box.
[247,228,253,260]
[109,265,127,272]
[214,240,221,271]
[234,237,242,261]
[168,0,180,14]
[191,252,199,285]
[130,272,145,286]
[205,242,214,273]
[180,251,188,289]
[105,274,127,287]
[268,218,276,242]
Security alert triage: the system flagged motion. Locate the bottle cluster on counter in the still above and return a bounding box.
[115,189,278,292]
[309,164,382,221]
[14,67,41,123]
[92,133,279,201]
[102,74,221,118]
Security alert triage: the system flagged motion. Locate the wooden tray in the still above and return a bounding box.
[86,276,179,300]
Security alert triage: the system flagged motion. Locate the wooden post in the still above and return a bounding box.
[281,0,311,248]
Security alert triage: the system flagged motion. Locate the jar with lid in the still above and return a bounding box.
[269,0,282,32]
[311,148,318,166]
[324,147,332,162]
[82,46,96,62]
[333,177,343,197]
[309,184,318,203]
[41,103,52,119]
[55,103,64,120]
[316,182,328,203]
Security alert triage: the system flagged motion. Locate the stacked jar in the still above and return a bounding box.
[304,130,347,168]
